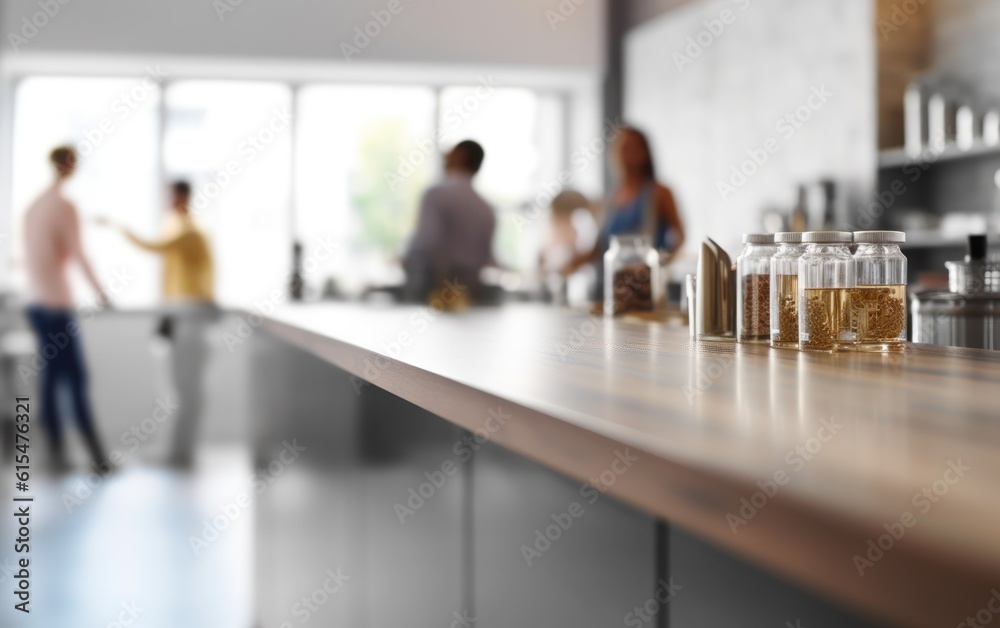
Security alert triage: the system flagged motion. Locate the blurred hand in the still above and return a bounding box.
[96,292,113,310]
[559,258,580,277]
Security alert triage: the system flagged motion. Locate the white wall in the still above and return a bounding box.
[1,0,604,67]
[624,0,876,258]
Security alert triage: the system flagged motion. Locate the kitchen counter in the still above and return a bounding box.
[262,302,1000,627]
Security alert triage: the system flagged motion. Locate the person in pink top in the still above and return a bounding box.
[23,146,109,472]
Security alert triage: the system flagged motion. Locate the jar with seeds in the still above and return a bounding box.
[604,235,662,316]
[769,232,805,348]
[798,231,855,351]
[851,231,907,352]
[736,233,777,343]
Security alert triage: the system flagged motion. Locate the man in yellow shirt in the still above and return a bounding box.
[124,181,214,301]
[107,181,215,468]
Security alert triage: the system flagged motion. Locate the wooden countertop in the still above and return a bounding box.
[263,302,1000,627]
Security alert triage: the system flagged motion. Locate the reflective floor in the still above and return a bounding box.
[0,447,252,628]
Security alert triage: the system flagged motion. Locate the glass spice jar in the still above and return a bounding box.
[798,231,855,351]
[604,235,662,316]
[850,231,907,352]
[769,232,805,348]
[736,233,777,343]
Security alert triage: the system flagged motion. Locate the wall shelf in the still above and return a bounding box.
[899,232,971,248]
[879,142,1000,170]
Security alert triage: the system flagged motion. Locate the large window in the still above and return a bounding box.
[7,76,569,305]
[295,85,436,295]
[162,81,292,305]
[437,87,565,272]
[10,76,161,306]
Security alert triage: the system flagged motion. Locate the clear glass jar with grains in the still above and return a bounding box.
[737,233,777,343]
[604,235,661,316]
[799,231,855,351]
[770,232,805,348]
[851,231,907,351]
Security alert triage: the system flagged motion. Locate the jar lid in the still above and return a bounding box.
[854,230,906,244]
[742,233,774,244]
[610,233,651,246]
[611,233,649,241]
[774,232,803,243]
[802,231,853,244]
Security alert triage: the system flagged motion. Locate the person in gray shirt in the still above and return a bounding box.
[403,140,496,303]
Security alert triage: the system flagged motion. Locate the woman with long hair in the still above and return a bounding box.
[563,126,685,274]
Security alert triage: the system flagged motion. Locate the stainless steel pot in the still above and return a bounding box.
[945,260,1000,294]
[911,292,1000,350]
[912,235,1000,350]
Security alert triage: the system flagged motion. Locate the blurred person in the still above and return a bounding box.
[562,126,685,276]
[23,146,110,472]
[103,181,215,468]
[538,190,598,303]
[403,140,496,304]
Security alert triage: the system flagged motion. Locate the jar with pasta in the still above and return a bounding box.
[850,231,907,352]
[770,232,805,348]
[798,231,855,351]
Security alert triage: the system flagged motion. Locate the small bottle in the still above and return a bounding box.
[604,235,661,316]
[769,232,805,348]
[904,82,929,157]
[736,233,777,343]
[290,241,305,301]
[928,92,955,153]
[851,231,907,352]
[790,185,808,232]
[798,231,855,351]
[984,109,1000,147]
